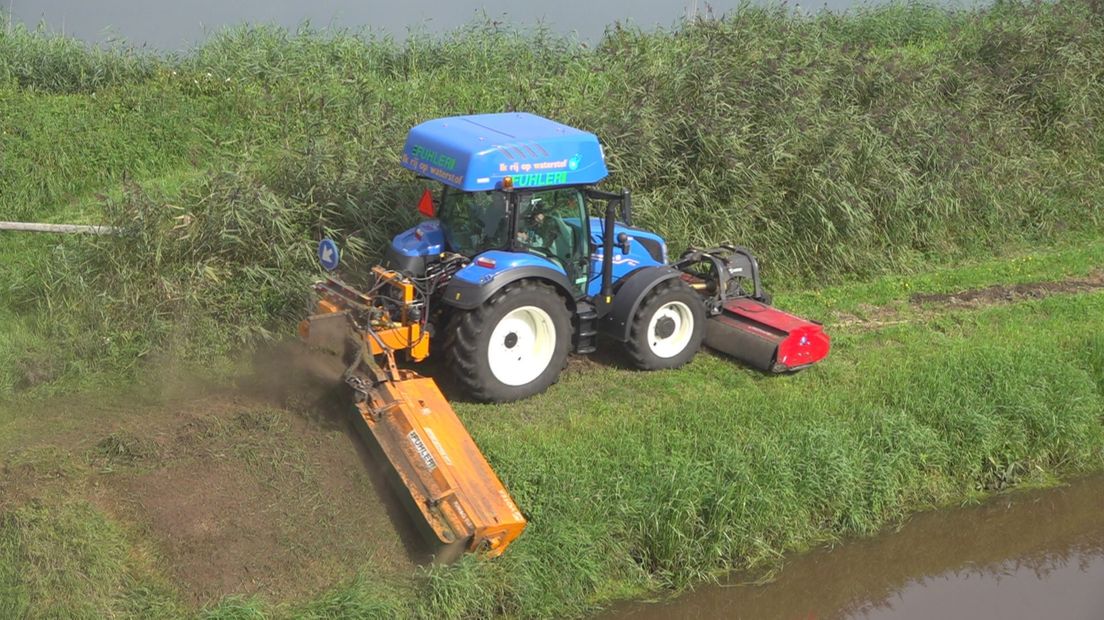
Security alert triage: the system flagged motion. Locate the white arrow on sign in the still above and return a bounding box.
[322,246,335,264]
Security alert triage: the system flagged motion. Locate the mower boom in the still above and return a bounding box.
[300,269,527,559]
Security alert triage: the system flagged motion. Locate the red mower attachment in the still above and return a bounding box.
[675,245,831,374]
[705,299,830,373]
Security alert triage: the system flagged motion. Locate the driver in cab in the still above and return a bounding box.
[517,197,551,247]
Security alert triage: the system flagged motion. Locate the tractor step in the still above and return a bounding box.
[573,301,599,354]
[704,299,830,373]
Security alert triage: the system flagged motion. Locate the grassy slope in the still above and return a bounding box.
[390,257,1104,619]
[2,246,1102,618]
[781,233,1104,316]
[2,1,1104,397]
[2,2,1104,618]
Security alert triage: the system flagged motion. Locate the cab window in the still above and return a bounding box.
[516,188,587,289]
[438,189,510,256]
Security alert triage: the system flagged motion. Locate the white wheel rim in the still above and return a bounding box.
[488,306,557,386]
[647,301,694,358]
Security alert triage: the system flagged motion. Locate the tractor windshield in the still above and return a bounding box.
[437,188,510,256]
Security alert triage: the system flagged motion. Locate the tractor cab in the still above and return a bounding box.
[388,112,666,299]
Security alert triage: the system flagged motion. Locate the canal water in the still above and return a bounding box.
[608,475,1104,619]
[8,0,984,51]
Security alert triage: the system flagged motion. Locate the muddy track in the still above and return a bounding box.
[910,272,1104,306]
[834,271,1104,330]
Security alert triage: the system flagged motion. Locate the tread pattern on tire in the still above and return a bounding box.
[443,279,571,403]
[625,278,705,371]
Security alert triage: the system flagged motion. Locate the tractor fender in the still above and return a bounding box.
[600,266,684,341]
[442,265,577,311]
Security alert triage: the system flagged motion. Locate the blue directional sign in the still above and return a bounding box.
[317,238,340,271]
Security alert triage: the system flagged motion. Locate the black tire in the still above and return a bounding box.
[625,278,705,370]
[444,280,572,403]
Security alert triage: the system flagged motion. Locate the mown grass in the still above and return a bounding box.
[778,233,1104,317]
[4,288,1099,619]
[406,294,1104,618]
[0,501,183,619]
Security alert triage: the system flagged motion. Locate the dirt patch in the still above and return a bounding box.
[910,271,1104,307]
[835,271,1104,330]
[3,361,427,607]
[0,444,82,511]
[90,394,423,606]
[108,461,275,598]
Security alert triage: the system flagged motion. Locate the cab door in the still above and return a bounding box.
[515,188,589,296]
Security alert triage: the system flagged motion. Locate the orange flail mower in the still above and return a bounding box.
[351,366,526,558]
[300,267,527,560]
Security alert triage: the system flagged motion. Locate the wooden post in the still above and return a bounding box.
[0,222,119,235]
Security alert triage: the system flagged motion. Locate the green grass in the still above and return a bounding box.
[1,282,1102,618]
[0,500,182,619]
[2,1,1104,617]
[2,0,1104,397]
[256,291,1103,615]
[0,87,230,222]
[776,233,1104,317]
[414,293,1104,618]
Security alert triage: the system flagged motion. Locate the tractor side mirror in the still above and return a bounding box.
[620,188,632,226]
[616,232,631,255]
[417,188,435,218]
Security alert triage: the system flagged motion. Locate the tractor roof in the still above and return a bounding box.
[401,112,609,192]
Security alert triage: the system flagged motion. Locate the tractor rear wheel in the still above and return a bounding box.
[445,280,571,403]
[625,278,705,370]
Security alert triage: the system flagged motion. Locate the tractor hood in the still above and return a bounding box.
[401,113,609,192]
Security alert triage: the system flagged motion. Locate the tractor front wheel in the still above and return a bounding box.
[445,280,571,403]
[625,278,705,370]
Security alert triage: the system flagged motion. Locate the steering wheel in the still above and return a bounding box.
[527,245,568,272]
[524,223,562,259]
[526,243,555,258]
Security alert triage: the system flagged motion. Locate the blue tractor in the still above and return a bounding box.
[312,113,829,403]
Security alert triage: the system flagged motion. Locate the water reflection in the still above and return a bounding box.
[9,0,982,50]
[607,476,1104,619]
